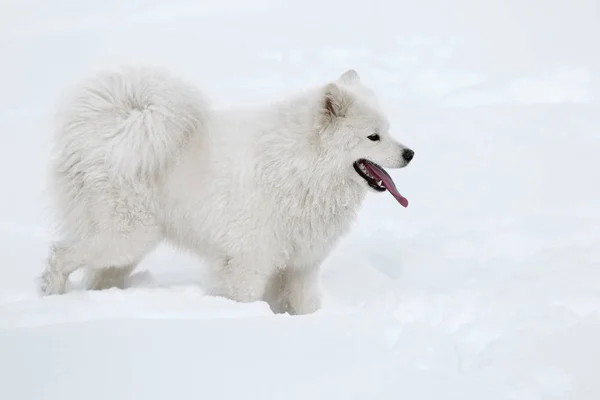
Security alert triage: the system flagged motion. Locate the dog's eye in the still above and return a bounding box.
[367,133,380,141]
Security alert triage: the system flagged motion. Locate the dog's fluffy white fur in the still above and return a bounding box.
[39,66,413,315]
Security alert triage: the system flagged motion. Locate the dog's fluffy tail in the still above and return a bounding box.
[52,66,209,183]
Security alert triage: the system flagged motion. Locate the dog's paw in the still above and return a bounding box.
[275,286,322,316]
[38,268,67,296]
[286,293,322,315]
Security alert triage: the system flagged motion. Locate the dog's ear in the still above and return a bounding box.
[338,69,360,84]
[321,83,353,123]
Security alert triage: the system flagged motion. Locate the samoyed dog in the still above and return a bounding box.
[39,66,414,315]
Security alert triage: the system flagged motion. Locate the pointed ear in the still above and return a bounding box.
[321,83,353,123]
[338,69,360,84]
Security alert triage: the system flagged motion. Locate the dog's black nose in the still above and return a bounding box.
[402,148,414,162]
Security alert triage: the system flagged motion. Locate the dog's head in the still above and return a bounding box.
[317,70,414,207]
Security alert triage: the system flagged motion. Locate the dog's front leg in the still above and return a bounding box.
[273,263,323,315]
[207,254,273,305]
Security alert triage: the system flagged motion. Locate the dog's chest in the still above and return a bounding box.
[276,185,365,263]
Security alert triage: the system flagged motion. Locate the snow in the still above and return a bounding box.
[1,0,599,399]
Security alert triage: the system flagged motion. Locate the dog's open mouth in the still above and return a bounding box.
[353,159,409,207]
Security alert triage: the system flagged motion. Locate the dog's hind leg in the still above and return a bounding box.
[39,241,83,296]
[39,228,161,296]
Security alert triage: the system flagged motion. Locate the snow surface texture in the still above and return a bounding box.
[1,1,600,399]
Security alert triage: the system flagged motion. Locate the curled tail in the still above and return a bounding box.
[52,66,209,182]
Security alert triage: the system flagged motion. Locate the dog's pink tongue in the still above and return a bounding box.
[365,162,409,208]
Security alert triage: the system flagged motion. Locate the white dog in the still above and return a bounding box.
[39,66,414,315]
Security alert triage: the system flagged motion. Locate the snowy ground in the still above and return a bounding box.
[1,1,600,399]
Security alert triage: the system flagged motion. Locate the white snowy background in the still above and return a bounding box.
[1,0,599,399]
